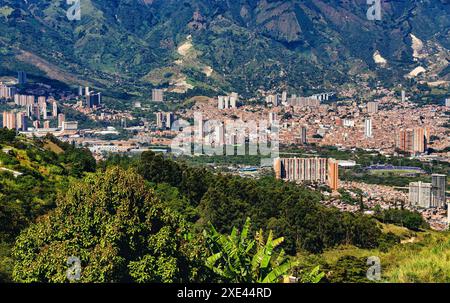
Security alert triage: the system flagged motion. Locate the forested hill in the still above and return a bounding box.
[0,0,449,98]
[0,129,96,280]
[0,129,96,244]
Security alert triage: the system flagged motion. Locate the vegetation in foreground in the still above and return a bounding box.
[1,130,449,282]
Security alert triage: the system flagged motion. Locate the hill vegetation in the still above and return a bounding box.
[1,0,449,100]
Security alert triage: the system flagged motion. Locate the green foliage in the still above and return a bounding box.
[136,152,384,254]
[0,242,13,282]
[12,167,206,283]
[44,134,96,177]
[325,256,372,283]
[0,128,15,143]
[205,218,322,283]
[375,209,429,231]
[2,0,449,100]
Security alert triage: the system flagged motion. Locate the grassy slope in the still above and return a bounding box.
[320,223,450,283]
[0,136,76,281]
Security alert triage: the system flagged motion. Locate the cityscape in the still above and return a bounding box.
[0,0,449,294]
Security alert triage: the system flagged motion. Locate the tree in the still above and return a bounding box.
[12,167,207,283]
[0,128,16,143]
[204,218,323,283]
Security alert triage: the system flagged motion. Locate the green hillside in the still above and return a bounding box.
[0,0,449,101]
[0,129,96,281]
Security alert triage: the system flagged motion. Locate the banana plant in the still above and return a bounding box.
[204,217,323,283]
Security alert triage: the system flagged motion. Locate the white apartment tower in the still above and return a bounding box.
[364,118,373,138]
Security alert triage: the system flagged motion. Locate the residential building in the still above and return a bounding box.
[328,158,339,191]
[62,121,78,131]
[52,101,58,117]
[266,95,279,107]
[364,118,373,138]
[274,157,339,190]
[396,127,428,153]
[409,181,434,208]
[269,112,277,125]
[16,112,27,131]
[301,126,307,145]
[166,112,174,129]
[58,114,65,129]
[2,111,16,130]
[87,93,101,108]
[156,112,165,129]
[0,85,16,100]
[367,102,379,113]
[152,89,164,102]
[17,71,27,85]
[432,174,447,208]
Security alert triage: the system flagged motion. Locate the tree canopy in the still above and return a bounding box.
[12,167,206,283]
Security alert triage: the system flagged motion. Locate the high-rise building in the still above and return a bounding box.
[397,129,412,152]
[26,105,33,118]
[401,90,406,102]
[38,96,46,105]
[409,177,447,209]
[38,97,47,120]
[33,105,40,120]
[218,96,225,109]
[17,71,27,85]
[269,112,277,125]
[224,96,230,109]
[328,158,339,191]
[413,127,426,153]
[2,111,16,130]
[152,89,164,102]
[58,113,65,129]
[194,112,204,147]
[156,112,165,129]
[367,102,379,113]
[273,157,339,190]
[301,126,307,145]
[166,112,174,129]
[52,101,58,117]
[215,122,225,146]
[230,92,238,108]
[87,93,101,108]
[409,181,433,208]
[33,120,40,129]
[230,96,237,108]
[14,94,35,107]
[281,91,288,104]
[397,127,428,154]
[218,94,237,109]
[432,174,447,208]
[43,120,50,129]
[446,98,450,107]
[16,112,27,131]
[0,85,16,100]
[364,118,373,138]
[266,95,279,107]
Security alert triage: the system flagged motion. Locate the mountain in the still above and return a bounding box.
[0,0,449,100]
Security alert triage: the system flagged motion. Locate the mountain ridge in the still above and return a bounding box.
[0,0,449,99]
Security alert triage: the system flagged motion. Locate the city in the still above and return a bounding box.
[0,0,449,295]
